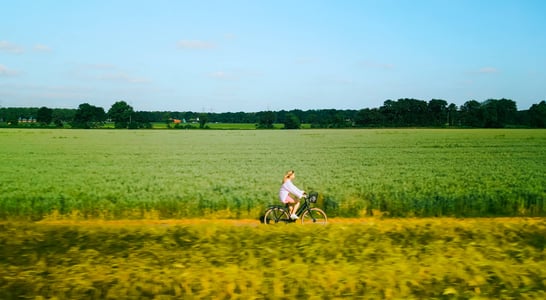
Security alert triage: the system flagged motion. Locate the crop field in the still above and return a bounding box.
[0,128,545,220]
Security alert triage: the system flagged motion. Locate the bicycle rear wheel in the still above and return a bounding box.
[301,208,327,224]
[263,207,289,225]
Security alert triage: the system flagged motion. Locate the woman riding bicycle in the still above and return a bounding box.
[279,170,306,220]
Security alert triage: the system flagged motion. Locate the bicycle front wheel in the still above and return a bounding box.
[301,208,327,224]
[263,207,289,225]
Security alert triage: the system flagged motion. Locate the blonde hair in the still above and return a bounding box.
[282,170,295,183]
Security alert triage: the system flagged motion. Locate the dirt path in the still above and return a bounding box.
[31,217,545,227]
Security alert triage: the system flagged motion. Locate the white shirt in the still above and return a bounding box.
[279,180,304,202]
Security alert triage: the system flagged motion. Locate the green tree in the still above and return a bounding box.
[198,113,208,129]
[528,100,546,128]
[36,106,53,125]
[447,103,458,126]
[379,99,428,126]
[355,108,384,127]
[133,111,153,129]
[72,103,106,128]
[482,99,517,128]
[496,98,517,126]
[52,109,75,127]
[460,100,483,127]
[331,111,347,128]
[257,111,275,129]
[108,101,134,128]
[283,113,300,129]
[427,99,448,126]
[379,100,397,126]
[0,107,36,126]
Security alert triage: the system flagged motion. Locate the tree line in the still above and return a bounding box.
[1,98,545,129]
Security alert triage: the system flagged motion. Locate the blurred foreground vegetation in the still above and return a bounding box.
[1,218,544,299]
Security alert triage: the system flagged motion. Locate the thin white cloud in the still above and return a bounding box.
[70,63,150,84]
[0,64,19,76]
[294,57,318,65]
[83,63,117,70]
[209,71,235,80]
[98,72,151,84]
[359,60,395,70]
[316,76,356,86]
[0,83,93,105]
[0,41,24,54]
[224,33,237,40]
[477,67,499,74]
[177,40,216,49]
[33,44,52,52]
[207,69,263,81]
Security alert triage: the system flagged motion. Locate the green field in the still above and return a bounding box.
[0,128,545,220]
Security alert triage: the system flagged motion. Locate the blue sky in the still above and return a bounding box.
[1,0,545,112]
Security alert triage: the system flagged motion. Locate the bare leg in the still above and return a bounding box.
[291,202,300,215]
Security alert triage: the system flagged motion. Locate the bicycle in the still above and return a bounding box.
[263,192,327,225]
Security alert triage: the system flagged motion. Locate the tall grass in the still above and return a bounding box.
[0,129,545,219]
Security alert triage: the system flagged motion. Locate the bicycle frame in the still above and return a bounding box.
[294,197,311,217]
[264,199,310,223]
[263,192,327,224]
